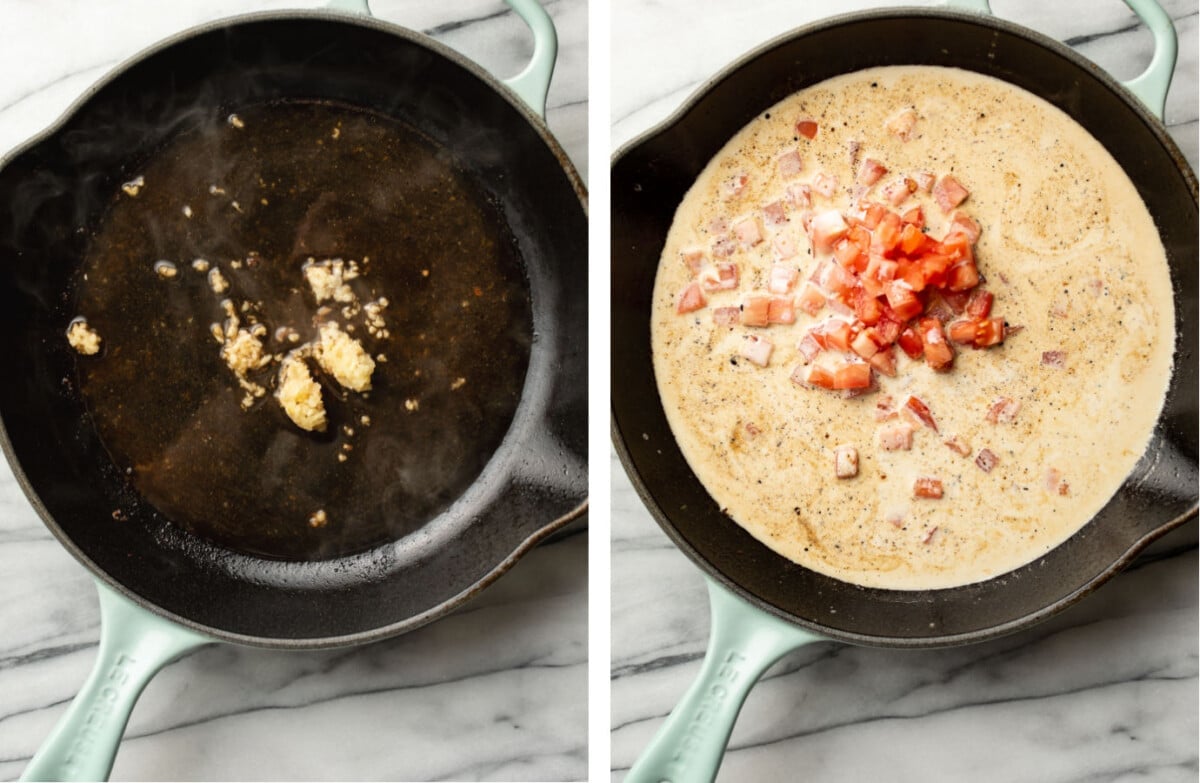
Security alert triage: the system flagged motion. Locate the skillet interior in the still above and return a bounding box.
[0,14,587,645]
[611,9,1197,647]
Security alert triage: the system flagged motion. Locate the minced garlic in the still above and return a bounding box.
[66,319,102,355]
[303,258,358,304]
[208,267,229,294]
[276,355,326,431]
[314,321,375,392]
[121,176,144,197]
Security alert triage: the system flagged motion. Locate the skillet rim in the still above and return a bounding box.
[610,5,1198,649]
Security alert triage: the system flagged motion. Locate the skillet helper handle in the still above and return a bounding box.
[22,581,211,782]
[625,578,824,783]
[1119,0,1177,120]
[324,0,558,119]
[500,0,558,119]
[942,0,1177,120]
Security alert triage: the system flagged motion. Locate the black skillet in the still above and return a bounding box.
[1,1,586,779]
[611,1,1196,780]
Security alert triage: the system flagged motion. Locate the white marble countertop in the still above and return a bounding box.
[0,1,586,781]
[610,1,1198,781]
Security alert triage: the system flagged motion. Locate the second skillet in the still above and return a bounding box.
[612,1,1196,780]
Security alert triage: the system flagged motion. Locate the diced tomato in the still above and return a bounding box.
[804,365,836,389]
[872,211,903,255]
[740,334,774,367]
[973,317,1005,347]
[905,396,938,431]
[924,339,954,371]
[722,173,749,199]
[975,448,999,473]
[767,296,796,324]
[869,346,897,377]
[797,333,822,363]
[933,175,969,212]
[768,263,799,294]
[832,362,872,390]
[762,201,788,227]
[913,477,944,499]
[884,282,923,321]
[796,120,818,139]
[681,248,706,276]
[733,217,763,247]
[948,211,981,243]
[742,294,770,327]
[834,445,859,479]
[787,183,812,209]
[882,180,911,206]
[712,306,740,326]
[797,282,826,316]
[899,223,927,255]
[851,329,880,359]
[897,327,923,359]
[834,237,864,269]
[773,232,798,260]
[711,237,736,258]
[853,288,884,325]
[939,234,974,263]
[873,314,902,346]
[965,290,993,319]
[986,397,1021,424]
[919,317,954,370]
[947,319,977,344]
[812,172,838,198]
[879,422,915,451]
[824,320,853,351]
[676,282,706,314]
[885,108,918,140]
[701,262,739,291]
[947,261,981,292]
[919,253,955,289]
[861,203,886,230]
[940,289,972,313]
[901,206,924,226]
[777,150,803,179]
[899,262,928,293]
[944,435,971,457]
[820,261,858,298]
[810,210,849,251]
[1041,350,1067,368]
[858,158,888,186]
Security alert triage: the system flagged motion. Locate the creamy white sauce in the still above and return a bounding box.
[651,66,1175,590]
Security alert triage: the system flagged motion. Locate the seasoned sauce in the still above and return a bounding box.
[75,101,532,561]
[652,66,1174,590]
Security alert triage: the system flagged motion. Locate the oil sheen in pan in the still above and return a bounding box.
[74,100,532,561]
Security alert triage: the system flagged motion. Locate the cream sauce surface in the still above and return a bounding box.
[651,66,1175,590]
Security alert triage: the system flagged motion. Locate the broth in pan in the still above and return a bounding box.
[73,101,532,561]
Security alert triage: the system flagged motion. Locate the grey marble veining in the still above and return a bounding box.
[610,0,1198,781]
[0,1,587,781]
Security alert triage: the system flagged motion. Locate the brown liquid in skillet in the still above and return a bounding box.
[74,101,532,561]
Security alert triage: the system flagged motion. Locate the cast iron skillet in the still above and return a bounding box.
[611,1,1196,780]
[1,1,586,780]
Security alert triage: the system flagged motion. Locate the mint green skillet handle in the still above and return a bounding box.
[942,0,1176,120]
[21,581,211,782]
[625,579,824,783]
[326,0,558,119]
[1119,0,1177,120]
